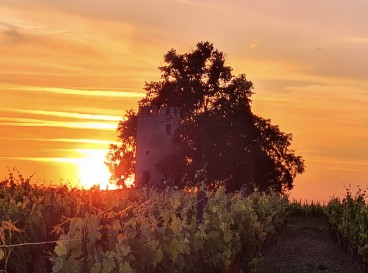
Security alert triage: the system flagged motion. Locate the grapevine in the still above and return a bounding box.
[0,172,289,273]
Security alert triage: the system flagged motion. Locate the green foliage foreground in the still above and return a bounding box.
[0,173,289,273]
[325,188,368,269]
[4,173,368,272]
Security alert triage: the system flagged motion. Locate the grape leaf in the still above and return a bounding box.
[90,262,102,273]
[166,238,183,261]
[119,262,133,273]
[223,229,232,243]
[125,226,137,239]
[170,215,181,234]
[102,258,115,273]
[55,242,68,256]
[172,198,180,210]
[120,244,131,257]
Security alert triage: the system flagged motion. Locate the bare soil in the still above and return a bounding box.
[255,216,363,273]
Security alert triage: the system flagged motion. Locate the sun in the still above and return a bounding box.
[75,149,117,190]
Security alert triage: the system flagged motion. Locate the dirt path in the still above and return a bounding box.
[255,217,363,273]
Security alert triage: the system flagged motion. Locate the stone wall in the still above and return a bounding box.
[135,105,181,188]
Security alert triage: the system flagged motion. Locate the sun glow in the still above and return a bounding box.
[76,149,117,190]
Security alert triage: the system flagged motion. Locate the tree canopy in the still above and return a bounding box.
[106,41,305,192]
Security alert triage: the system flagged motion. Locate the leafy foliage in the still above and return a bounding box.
[0,171,290,273]
[325,187,368,267]
[105,110,137,187]
[0,171,139,272]
[288,200,325,218]
[50,185,289,273]
[106,41,305,192]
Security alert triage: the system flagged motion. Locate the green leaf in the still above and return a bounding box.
[172,198,180,210]
[170,216,181,234]
[166,238,183,261]
[125,226,137,239]
[90,262,102,273]
[147,239,159,251]
[223,229,232,243]
[119,262,133,273]
[0,248,4,261]
[55,242,68,256]
[120,244,131,257]
[102,258,115,273]
[88,215,102,244]
[161,211,171,225]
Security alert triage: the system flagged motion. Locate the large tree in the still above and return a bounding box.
[106,41,305,192]
[105,109,137,187]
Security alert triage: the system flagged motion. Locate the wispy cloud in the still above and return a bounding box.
[0,117,116,130]
[0,108,121,121]
[0,22,25,44]
[248,38,260,50]
[0,156,78,163]
[41,138,119,145]
[1,85,144,98]
[0,136,119,145]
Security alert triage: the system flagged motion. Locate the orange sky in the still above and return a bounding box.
[1,0,367,200]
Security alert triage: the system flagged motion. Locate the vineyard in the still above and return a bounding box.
[0,173,367,273]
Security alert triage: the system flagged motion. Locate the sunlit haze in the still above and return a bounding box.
[75,149,116,190]
[1,0,367,200]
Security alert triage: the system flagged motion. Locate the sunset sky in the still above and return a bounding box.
[1,0,367,201]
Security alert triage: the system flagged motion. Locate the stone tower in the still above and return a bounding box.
[135,105,181,188]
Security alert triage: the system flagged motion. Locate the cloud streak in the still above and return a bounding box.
[0,136,119,145]
[1,108,121,121]
[1,85,144,98]
[0,117,116,130]
[27,87,144,98]
[0,156,78,163]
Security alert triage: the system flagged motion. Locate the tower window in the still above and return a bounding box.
[146,150,150,155]
[166,124,172,135]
